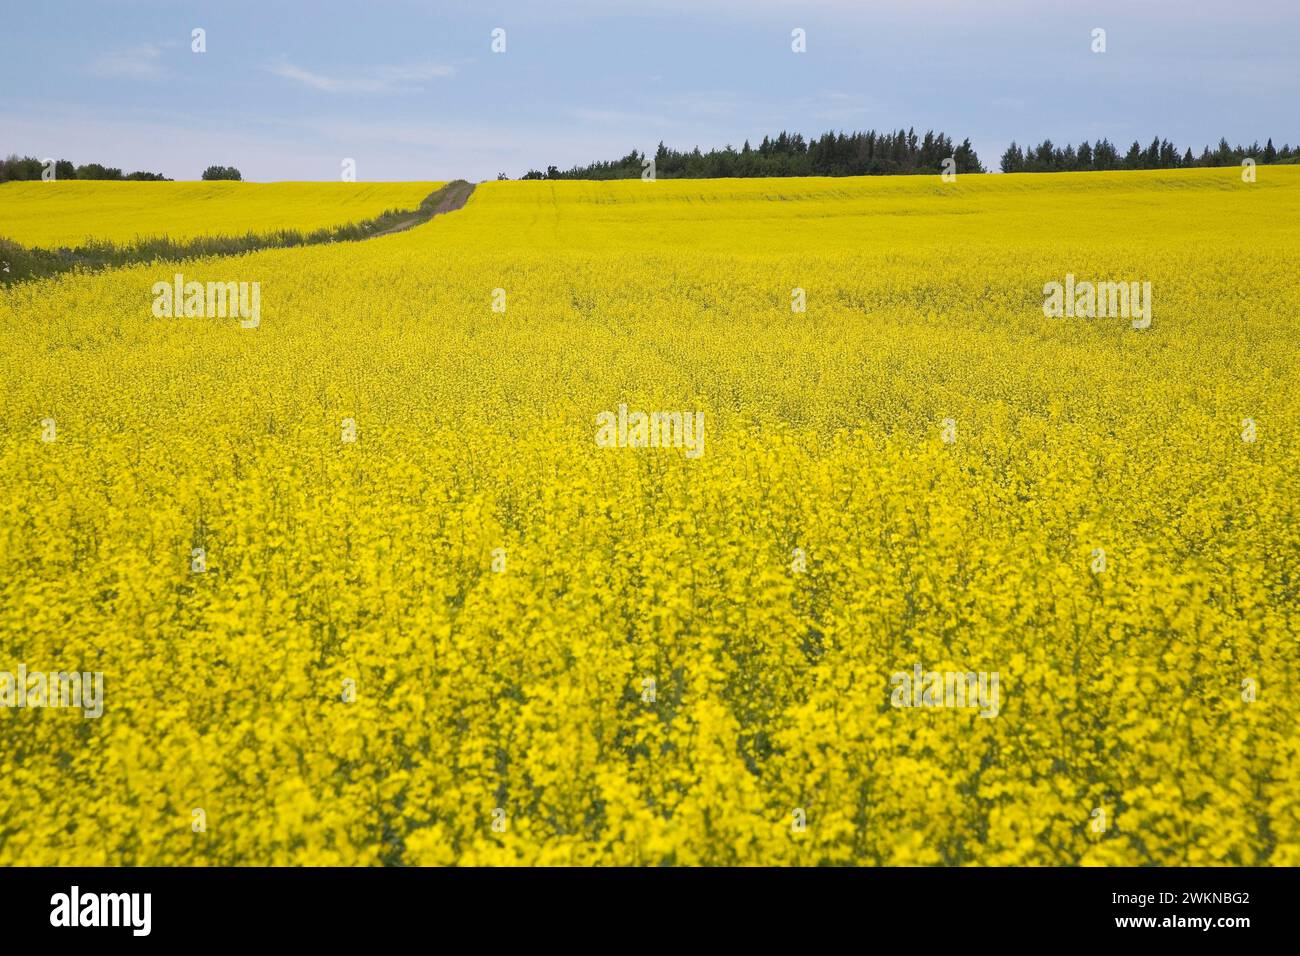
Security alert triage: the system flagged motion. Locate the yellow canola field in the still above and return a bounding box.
[0,180,440,249]
[0,167,1297,865]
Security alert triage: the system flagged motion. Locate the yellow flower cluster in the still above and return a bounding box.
[0,180,440,249]
[0,167,1297,865]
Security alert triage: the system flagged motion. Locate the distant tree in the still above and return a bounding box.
[1030,139,1055,171]
[201,165,242,181]
[1096,139,1120,170]
[1141,137,1160,169]
[1159,138,1178,167]
[75,163,123,180]
[953,138,982,173]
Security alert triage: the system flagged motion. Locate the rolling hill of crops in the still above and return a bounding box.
[0,167,1297,865]
[0,180,440,249]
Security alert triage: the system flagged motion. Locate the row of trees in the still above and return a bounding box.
[0,154,170,182]
[520,128,984,180]
[1000,137,1298,173]
[1,156,244,183]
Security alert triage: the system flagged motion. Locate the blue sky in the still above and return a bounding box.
[2,0,1296,181]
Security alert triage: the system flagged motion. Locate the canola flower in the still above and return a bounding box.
[0,167,1297,866]
[0,180,440,249]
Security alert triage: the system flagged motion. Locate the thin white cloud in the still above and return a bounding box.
[88,44,165,80]
[267,59,455,93]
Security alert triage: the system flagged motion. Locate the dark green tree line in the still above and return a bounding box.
[522,128,984,180]
[1000,136,1295,173]
[0,154,170,182]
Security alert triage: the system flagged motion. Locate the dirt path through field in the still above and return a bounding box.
[1,179,479,285]
[372,180,476,237]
